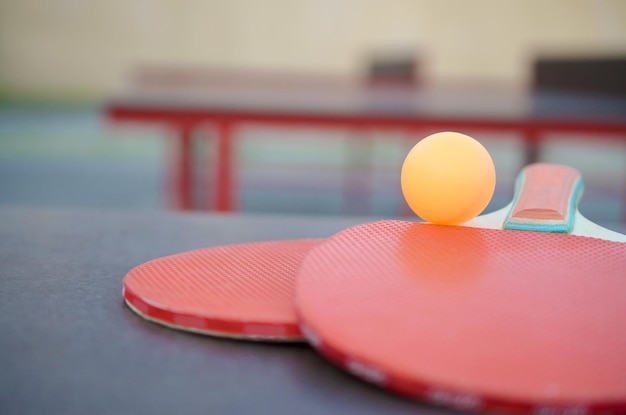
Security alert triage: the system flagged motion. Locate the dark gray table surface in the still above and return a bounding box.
[110,70,626,122]
[0,207,463,415]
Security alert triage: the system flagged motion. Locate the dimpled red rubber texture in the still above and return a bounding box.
[295,220,626,414]
[124,239,320,340]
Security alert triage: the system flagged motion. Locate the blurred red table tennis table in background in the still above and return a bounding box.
[103,67,626,216]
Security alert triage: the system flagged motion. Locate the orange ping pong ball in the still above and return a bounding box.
[401,131,496,225]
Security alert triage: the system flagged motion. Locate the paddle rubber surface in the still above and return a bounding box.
[124,239,320,340]
[295,220,626,413]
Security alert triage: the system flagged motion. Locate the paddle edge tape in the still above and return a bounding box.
[298,319,626,415]
[504,163,582,234]
[123,285,304,342]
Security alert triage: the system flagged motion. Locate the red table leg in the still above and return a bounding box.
[214,120,234,211]
[341,127,373,215]
[623,161,626,223]
[167,125,194,210]
[523,128,541,166]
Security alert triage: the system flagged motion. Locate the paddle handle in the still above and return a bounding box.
[504,163,583,233]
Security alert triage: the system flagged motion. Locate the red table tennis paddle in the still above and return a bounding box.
[123,239,319,341]
[295,163,626,414]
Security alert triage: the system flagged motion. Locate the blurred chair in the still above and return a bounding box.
[533,55,626,97]
[367,53,420,88]
[343,53,421,215]
[531,54,626,222]
[525,55,626,164]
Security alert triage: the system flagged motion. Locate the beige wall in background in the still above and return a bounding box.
[1,0,625,98]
